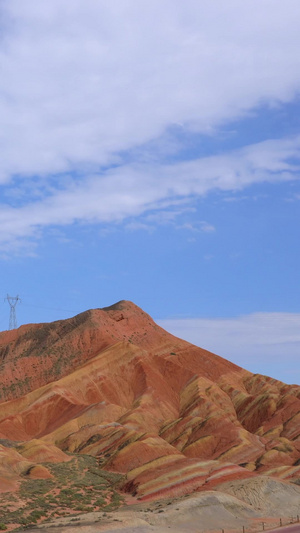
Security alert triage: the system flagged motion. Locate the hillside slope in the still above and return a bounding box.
[0,301,299,528]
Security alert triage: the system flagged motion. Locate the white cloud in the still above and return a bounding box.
[1,0,300,182]
[200,222,215,233]
[179,221,216,233]
[0,135,299,250]
[157,312,300,384]
[1,1,300,249]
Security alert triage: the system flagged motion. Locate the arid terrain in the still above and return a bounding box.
[0,300,299,532]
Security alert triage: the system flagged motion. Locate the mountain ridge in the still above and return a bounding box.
[0,300,299,529]
[0,300,241,404]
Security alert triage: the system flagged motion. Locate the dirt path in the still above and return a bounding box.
[16,487,300,533]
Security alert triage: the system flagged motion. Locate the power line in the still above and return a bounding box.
[21,303,77,313]
[1,297,80,332]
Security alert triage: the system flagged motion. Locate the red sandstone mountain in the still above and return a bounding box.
[0,300,299,504]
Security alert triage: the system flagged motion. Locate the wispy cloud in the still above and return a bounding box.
[157,312,300,384]
[1,1,300,250]
[180,222,216,233]
[0,135,299,250]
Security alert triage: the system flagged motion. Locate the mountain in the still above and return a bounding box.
[0,300,299,529]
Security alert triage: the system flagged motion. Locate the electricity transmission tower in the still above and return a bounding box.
[5,294,21,330]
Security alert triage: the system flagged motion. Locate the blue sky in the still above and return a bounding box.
[0,1,300,384]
